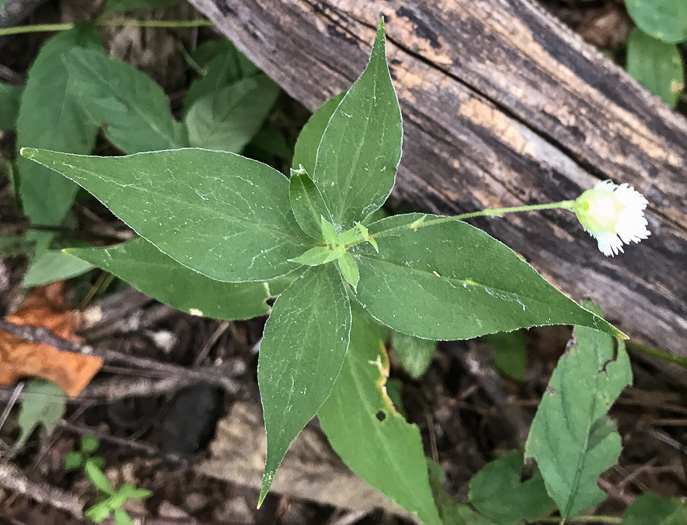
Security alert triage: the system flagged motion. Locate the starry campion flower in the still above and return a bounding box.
[572,180,650,256]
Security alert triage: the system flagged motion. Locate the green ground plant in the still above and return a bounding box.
[625,0,686,108]
[2,10,684,525]
[64,436,151,525]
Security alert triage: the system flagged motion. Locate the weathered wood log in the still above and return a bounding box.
[189,0,687,371]
[199,401,414,519]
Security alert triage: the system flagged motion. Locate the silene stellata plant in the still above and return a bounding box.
[19,19,655,524]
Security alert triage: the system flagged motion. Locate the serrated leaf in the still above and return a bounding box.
[468,451,556,525]
[392,331,436,379]
[184,41,259,114]
[483,330,527,382]
[626,0,687,44]
[105,0,180,12]
[15,379,66,449]
[22,250,94,287]
[355,214,623,340]
[318,313,441,525]
[21,148,312,282]
[623,493,687,525]
[312,20,402,229]
[289,169,333,240]
[65,48,182,153]
[525,302,633,518]
[16,26,102,226]
[292,91,345,175]
[65,237,291,320]
[0,82,22,129]
[184,76,279,152]
[337,252,359,290]
[626,28,684,108]
[258,264,351,504]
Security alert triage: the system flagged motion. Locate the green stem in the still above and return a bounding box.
[369,200,576,241]
[537,517,621,524]
[0,19,213,37]
[626,340,687,369]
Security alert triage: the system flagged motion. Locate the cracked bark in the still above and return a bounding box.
[188,0,687,380]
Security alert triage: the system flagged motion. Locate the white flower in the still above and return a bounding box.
[573,180,650,256]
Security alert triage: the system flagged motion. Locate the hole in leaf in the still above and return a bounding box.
[375,410,386,422]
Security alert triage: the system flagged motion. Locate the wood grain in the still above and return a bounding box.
[189,0,687,371]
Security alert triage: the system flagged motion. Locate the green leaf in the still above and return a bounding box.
[483,330,527,382]
[288,246,339,266]
[289,168,333,240]
[85,460,115,494]
[81,435,100,454]
[392,331,436,379]
[337,252,359,290]
[20,148,311,282]
[623,493,687,525]
[312,20,403,228]
[184,76,279,152]
[65,48,182,153]
[85,501,113,523]
[64,451,84,471]
[22,250,94,287]
[292,91,345,175]
[318,313,441,525]
[15,379,66,449]
[248,122,292,161]
[65,237,288,320]
[16,26,102,226]
[626,28,684,108]
[525,302,633,519]
[90,456,106,469]
[427,461,498,525]
[355,214,623,340]
[184,41,259,114]
[258,264,351,505]
[0,82,22,129]
[468,451,556,525]
[113,508,134,525]
[626,0,687,44]
[122,486,152,499]
[320,216,339,246]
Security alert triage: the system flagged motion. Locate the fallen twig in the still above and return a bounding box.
[58,421,188,465]
[0,320,239,394]
[0,461,84,518]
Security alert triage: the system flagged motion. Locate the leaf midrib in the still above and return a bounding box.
[359,253,547,306]
[57,161,310,246]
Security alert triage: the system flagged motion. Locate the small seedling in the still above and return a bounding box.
[64,436,151,524]
[64,435,105,472]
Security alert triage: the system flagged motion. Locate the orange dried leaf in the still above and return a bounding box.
[0,282,102,397]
